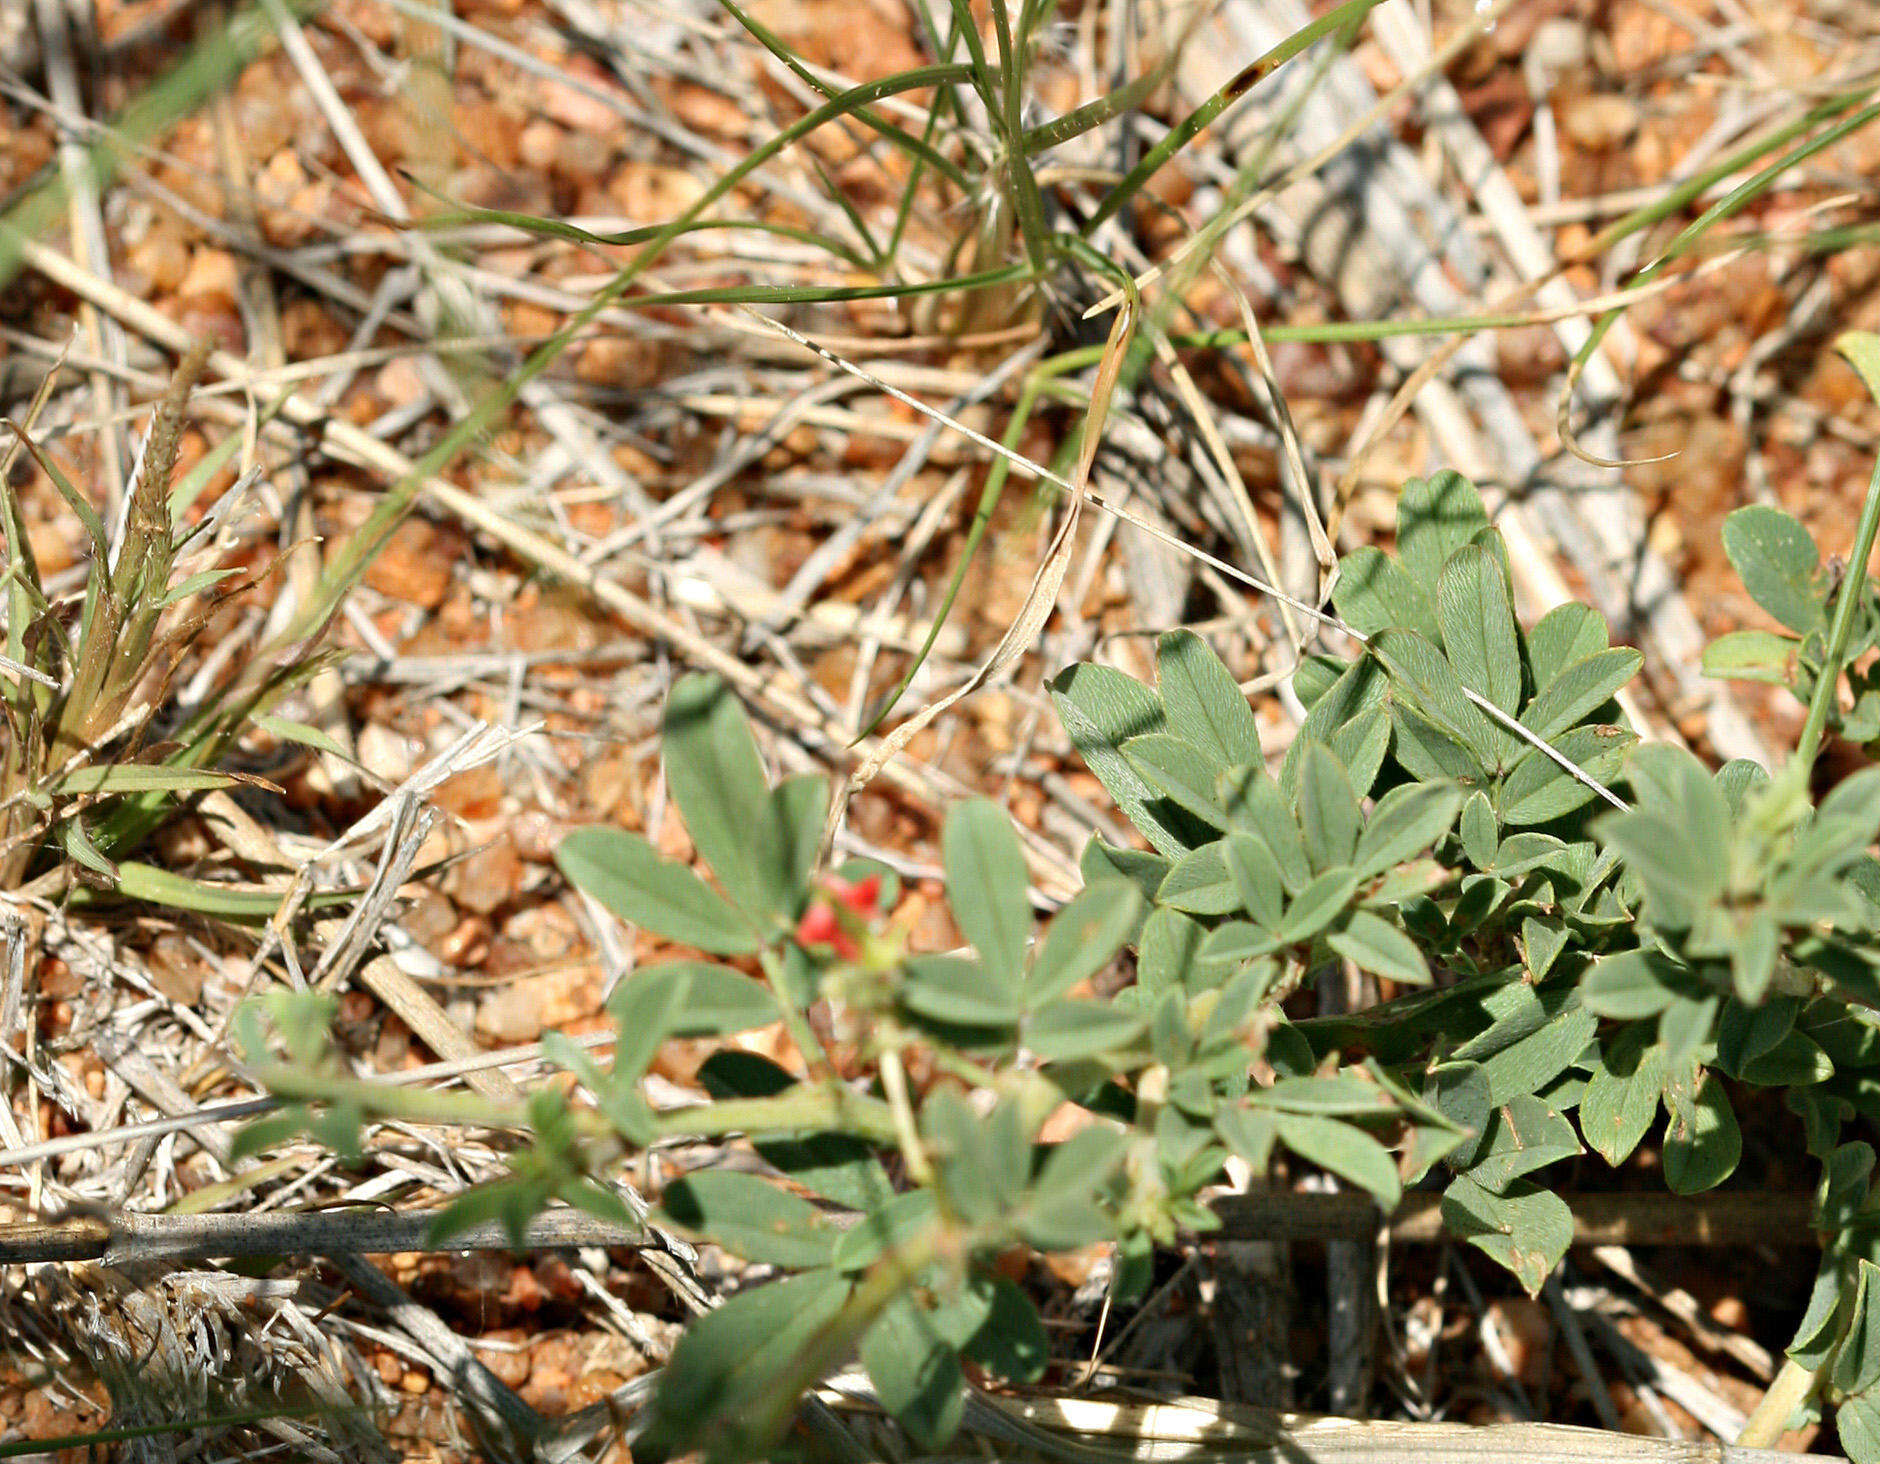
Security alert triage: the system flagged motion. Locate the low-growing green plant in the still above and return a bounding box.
[0,347,332,911]
[236,345,1880,1459]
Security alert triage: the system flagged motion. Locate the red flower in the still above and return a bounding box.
[834,873,882,914]
[794,900,859,960]
[792,873,884,960]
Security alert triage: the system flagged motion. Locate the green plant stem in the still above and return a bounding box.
[743,1225,946,1453]
[987,0,1050,273]
[253,1064,900,1147]
[878,1044,934,1185]
[759,945,837,1079]
[652,1089,899,1145]
[1795,454,1880,774]
[1738,1355,1818,1448]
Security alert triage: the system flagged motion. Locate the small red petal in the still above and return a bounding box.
[795,904,840,946]
[841,874,883,913]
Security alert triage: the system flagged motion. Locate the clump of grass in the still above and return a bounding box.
[0,344,327,909]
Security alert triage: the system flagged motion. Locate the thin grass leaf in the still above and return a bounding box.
[1084,0,1384,232]
[47,765,256,797]
[394,190,874,271]
[3,419,108,562]
[715,0,974,192]
[102,862,361,917]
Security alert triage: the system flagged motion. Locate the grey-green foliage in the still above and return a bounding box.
[1050,474,1646,1296]
[1705,500,1880,745]
[236,665,1467,1463]
[1055,470,1880,1461]
[235,470,1880,1463]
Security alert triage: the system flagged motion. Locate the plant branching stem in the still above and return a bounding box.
[1737,1355,1817,1448]
[1795,455,1880,775]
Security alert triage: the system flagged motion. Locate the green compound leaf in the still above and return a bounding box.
[645,1269,852,1461]
[1662,1067,1742,1195]
[925,1089,1031,1227]
[1275,1111,1402,1210]
[1327,909,1432,986]
[1224,832,1286,930]
[1495,724,1634,826]
[1278,866,1361,945]
[1702,628,1799,686]
[1158,843,1241,916]
[964,1275,1049,1383]
[1123,734,1230,829]
[1026,998,1150,1062]
[1839,1386,1880,1464]
[1467,1094,1582,1193]
[1295,741,1361,873]
[1332,544,1440,643]
[662,673,783,920]
[1397,470,1490,591]
[1354,780,1463,879]
[1369,627,1503,772]
[556,828,757,955]
[1580,1023,1666,1165]
[1049,663,1194,857]
[610,961,779,1037]
[1526,602,1609,690]
[1031,879,1142,1004]
[902,954,1022,1028]
[1438,542,1523,725]
[1519,647,1642,741]
[1837,1261,1880,1399]
[861,1296,965,1450]
[1284,657,1391,800]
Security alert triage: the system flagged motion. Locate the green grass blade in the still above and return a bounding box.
[987,0,1050,272]
[715,0,975,193]
[101,861,366,917]
[1023,67,1168,154]
[1084,0,1384,233]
